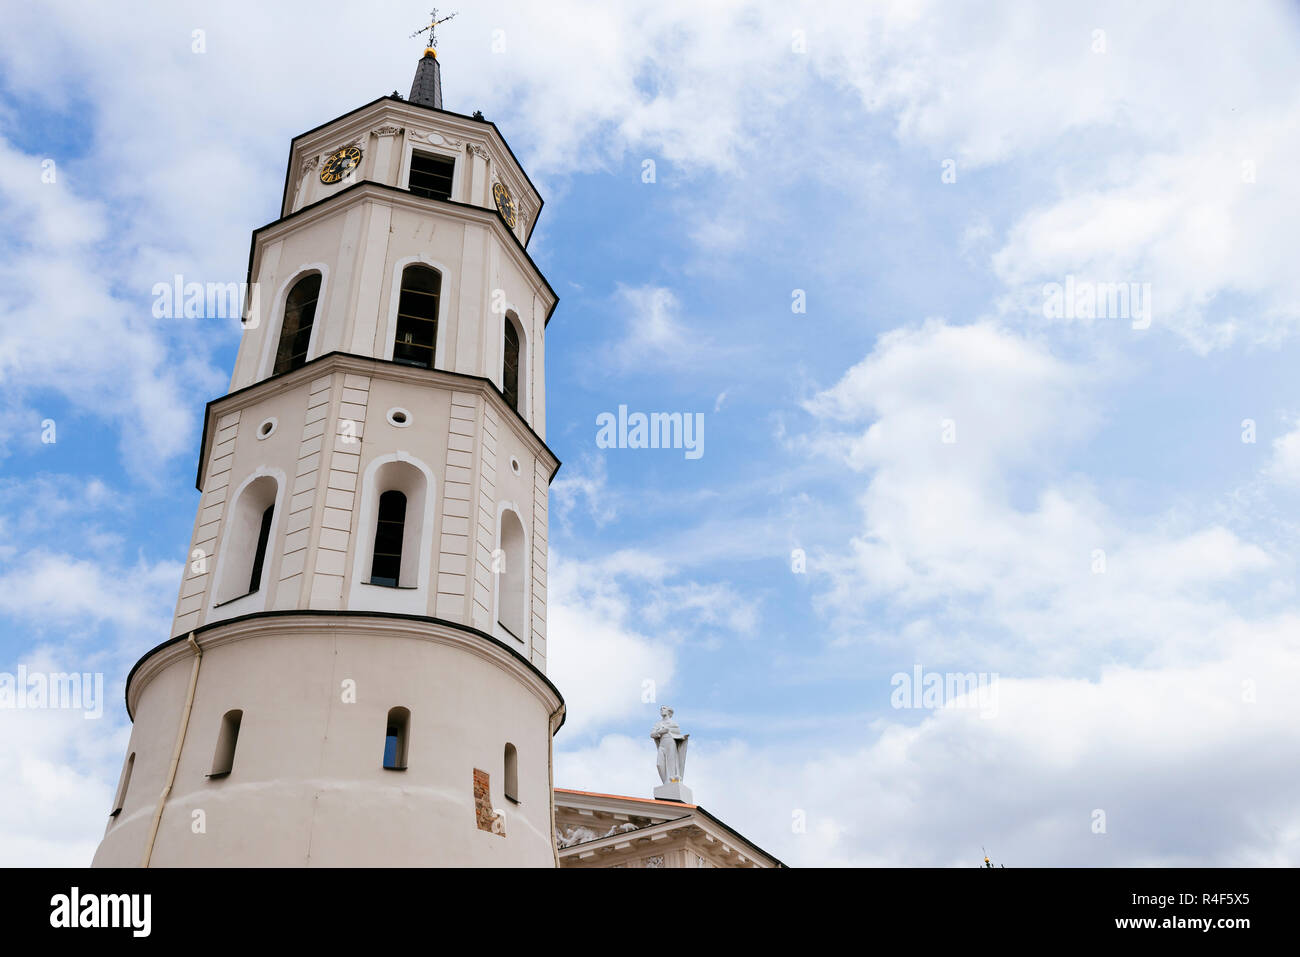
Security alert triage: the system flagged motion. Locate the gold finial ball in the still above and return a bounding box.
[424,46,437,58]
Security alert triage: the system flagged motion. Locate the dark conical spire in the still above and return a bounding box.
[409,49,443,110]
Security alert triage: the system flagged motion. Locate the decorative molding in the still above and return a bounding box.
[297,155,319,187]
[467,143,490,161]
[249,182,557,322]
[198,351,560,501]
[555,820,639,848]
[288,100,542,213]
[329,137,365,156]
[126,611,565,720]
[556,825,599,848]
[372,125,404,137]
[421,131,463,150]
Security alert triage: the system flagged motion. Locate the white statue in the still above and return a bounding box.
[651,706,693,803]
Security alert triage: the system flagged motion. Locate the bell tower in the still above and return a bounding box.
[92,42,565,867]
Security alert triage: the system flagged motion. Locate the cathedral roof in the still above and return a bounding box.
[408,50,443,110]
[554,787,698,809]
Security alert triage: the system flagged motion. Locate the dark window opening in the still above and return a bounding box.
[384,707,410,770]
[209,709,243,778]
[503,319,521,412]
[110,752,135,817]
[393,265,441,369]
[273,274,321,376]
[248,505,274,594]
[408,152,455,201]
[369,490,407,587]
[504,743,519,803]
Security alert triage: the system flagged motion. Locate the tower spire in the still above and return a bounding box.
[407,8,456,110]
[408,50,443,109]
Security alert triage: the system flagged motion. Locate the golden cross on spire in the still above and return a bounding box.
[410,7,457,51]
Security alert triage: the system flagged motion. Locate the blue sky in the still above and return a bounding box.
[3,0,1300,866]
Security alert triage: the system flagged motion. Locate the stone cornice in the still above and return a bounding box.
[559,816,695,854]
[555,789,694,818]
[126,610,565,728]
[250,181,557,322]
[194,350,561,491]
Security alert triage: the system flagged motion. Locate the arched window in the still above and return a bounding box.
[369,490,407,587]
[273,273,321,375]
[209,709,243,778]
[504,743,519,803]
[496,509,527,643]
[215,475,278,605]
[393,265,441,369]
[110,752,135,818]
[502,316,521,413]
[362,463,427,589]
[384,707,410,770]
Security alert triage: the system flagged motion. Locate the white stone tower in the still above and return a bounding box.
[92,46,564,867]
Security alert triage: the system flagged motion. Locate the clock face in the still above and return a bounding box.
[320,146,362,185]
[492,181,517,229]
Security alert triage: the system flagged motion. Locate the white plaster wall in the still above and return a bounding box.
[92,618,559,867]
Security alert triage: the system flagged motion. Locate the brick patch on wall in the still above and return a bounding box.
[473,768,505,836]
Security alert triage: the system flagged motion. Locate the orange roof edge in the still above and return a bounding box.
[554,787,698,809]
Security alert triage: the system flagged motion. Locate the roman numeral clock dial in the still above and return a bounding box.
[493,181,517,228]
[320,145,363,184]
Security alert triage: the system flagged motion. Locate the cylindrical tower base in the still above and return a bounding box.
[92,612,564,867]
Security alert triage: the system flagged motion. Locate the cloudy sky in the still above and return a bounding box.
[3,0,1300,867]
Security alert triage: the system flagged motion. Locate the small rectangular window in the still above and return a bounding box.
[503,318,521,413]
[110,752,135,817]
[504,743,519,804]
[384,707,410,770]
[408,152,455,201]
[369,491,407,587]
[209,709,243,778]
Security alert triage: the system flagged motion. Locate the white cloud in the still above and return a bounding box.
[991,106,1300,350]
[609,284,695,368]
[804,319,1092,478]
[0,700,126,867]
[641,580,759,643]
[0,139,225,471]
[547,552,677,738]
[803,320,1281,674]
[551,454,617,528]
[1266,421,1300,488]
[0,551,179,640]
